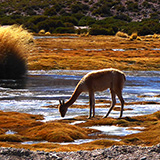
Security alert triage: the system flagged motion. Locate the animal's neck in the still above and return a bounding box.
[65,86,81,107]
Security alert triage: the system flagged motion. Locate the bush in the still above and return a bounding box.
[44,7,57,16]
[114,14,132,22]
[54,27,75,33]
[89,27,115,35]
[0,25,33,79]
[78,16,96,26]
[71,2,89,14]
[126,1,139,12]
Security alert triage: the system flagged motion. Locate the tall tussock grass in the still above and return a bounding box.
[0,25,33,79]
[116,31,128,38]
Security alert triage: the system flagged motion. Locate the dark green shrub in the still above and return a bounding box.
[44,7,57,16]
[54,27,75,33]
[114,14,132,22]
[71,2,89,13]
[61,16,78,25]
[78,16,96,26]
[89,27,115,35]
[27,15,48,25]
[126,1,139,12]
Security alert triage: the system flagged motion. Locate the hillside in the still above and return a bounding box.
[0,0,160,34]
[0,0,159,21]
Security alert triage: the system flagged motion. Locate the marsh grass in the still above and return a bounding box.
[129,32,138,40]
[0,110,160,151]
[0,134,23,142]
[29,36,160,71]
[0,25,33,78]
[116,31,128,38]
[20,122,90,142]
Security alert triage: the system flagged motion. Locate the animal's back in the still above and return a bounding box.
[80,68,125,92]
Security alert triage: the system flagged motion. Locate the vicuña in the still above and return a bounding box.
[59,68,126,119]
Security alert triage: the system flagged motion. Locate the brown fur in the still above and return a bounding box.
[59,68,126,118]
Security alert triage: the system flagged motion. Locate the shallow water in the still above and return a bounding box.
[34,35,78,39]
[0,70,160,143]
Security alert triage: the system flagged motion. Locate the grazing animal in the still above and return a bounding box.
[59,68,126,119]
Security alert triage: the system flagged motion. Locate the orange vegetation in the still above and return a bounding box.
[0,110,160,152]
[0,35,160,152]
[28,35,160,71]
[0,25,33,78]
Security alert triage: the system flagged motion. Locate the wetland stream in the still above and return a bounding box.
[0,70,160,144]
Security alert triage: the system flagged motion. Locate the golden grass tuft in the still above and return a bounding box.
[129,32,138,41]
[89,139,124,147]
[45,32,51,35]
[116,31,128,38]
[76,117,115,127]
[136,36,142,41]
[0,110,160,151]
[39,29,45,34]
[0,134,23,142]
[0,110,44,131]
[122,137,142,145]
[0,25,33,79]
[20,122,89,142]
[153,34,159,39]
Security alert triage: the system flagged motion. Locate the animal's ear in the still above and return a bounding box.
[59,100,62,105]
[59,100,65,105]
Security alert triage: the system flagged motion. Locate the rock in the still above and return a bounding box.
[0,144,160,159]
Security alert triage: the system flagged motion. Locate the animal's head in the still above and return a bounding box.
[58,100,67,117]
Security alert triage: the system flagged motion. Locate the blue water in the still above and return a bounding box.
[0,70,159,120]
[0,70,159,143]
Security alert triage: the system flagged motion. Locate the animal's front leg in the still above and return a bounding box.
[104,89,116,118]
[88,91,95,119]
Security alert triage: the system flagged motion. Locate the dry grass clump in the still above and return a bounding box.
[0,110,44,143]
[0,110,160,151]
[0,25,33,79]
[116,31,128,38]
[129,32,138,40]
[0,110,43,131]
[0,134,23,142]
[39,29,45,34]
[153,34,159,38]
[45,31,51,35]
[77,117,115,127]
[20,122,90,142]
[121,111,160,145]
[10,139,123,152]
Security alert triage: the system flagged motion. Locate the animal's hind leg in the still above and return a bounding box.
[117,91,124,118]
[89,91,95,119]
[104,89,116,118]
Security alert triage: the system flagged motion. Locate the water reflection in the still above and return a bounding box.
[0,70,159,144]
[34,35,78,39]
[89,125,141,136]
[0,70,159,116]
[0,78,27,89]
